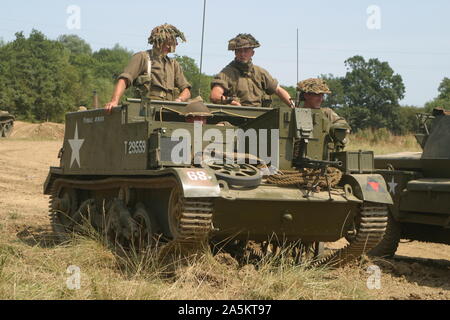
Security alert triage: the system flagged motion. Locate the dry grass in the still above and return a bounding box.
[347,128,421,155]
[0,226,377,300]
[0,135,436,300]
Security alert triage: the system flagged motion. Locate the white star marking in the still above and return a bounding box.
[388,177,398,195]
[68,123,84,168]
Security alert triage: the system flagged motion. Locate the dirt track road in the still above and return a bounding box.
[0,139,449,300]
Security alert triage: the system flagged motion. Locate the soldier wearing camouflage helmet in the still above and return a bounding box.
[297,78,350,134]
[105,24,191,113]
[210,34,294,108]
[183,101,213,125]
[183,101,233,127]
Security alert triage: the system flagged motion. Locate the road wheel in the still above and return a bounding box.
[132,203,157,250]
[50,187,78,237]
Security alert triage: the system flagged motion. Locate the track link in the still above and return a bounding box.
[49,184,59,233]
[174,199,214,243]
[312,203,388,267]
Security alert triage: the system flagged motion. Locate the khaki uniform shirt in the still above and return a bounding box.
[211,60,278,107]
[118,50,191,100]
[322,107,350,129]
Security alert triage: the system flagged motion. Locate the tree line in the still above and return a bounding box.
[0,30,448,134]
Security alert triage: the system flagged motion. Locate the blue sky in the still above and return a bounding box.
[1,0,449,106]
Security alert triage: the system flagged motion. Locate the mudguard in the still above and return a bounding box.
[43,167,63,195]
[43,167,221,198]
[342,174,393,205]
[170,168,221,198]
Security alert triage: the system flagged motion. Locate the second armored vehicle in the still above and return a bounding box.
[44,99,392,266]
[370,108,450,257]
[0,111,14,138]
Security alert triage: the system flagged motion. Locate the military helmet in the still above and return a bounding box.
[297,78,331,94]
[228,33,260,51]
[148,24,186,48]
[184,101,213,117]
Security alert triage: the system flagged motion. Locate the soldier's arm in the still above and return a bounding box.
[105,79,127,113]
[328,108,350,127]
[323,108,351,137]
[174,61,192,102]
[210,85,240,106]
[210,71,240,105]
[260,68,293,107]
[210,85,223,103]
[275,86,294,108]
[105,53,146,112]
[176,88,191,102]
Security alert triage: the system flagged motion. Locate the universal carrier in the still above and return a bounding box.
[44,100,392,266]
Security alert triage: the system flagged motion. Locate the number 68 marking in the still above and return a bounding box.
[187,171,209,181]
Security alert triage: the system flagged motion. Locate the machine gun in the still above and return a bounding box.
[294,157,343,169]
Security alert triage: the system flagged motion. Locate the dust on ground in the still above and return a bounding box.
[0,139,448,300]
[9,121,64,140]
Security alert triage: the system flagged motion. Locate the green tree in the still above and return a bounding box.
[396,106,425,134]
[57,34,92,56]
[424,77,450,112]
[340,55,405,131]
[175,55,212,102]
[424,98,450,113]
[0,30,79,122]
[320,74,345,109]
[437,77,450,100]
[92,44,132,79]
[88,44,133,105]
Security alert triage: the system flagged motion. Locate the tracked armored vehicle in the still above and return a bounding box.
[370,108,450,257]
[0,111,14,138]
[44,100,392,266]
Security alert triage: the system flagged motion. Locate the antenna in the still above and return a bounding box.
[295,28,300,107]
[198,0,207,97]
[296,28,299,84]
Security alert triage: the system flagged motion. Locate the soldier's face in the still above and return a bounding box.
[186,116,207,125]
[304,93,324,109]
[160,40,177,55]
[235,48,254,63]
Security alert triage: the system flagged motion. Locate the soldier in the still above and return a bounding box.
[183,101,213,125]
[182,101,234,127]
[297,78,350,129]
[297,78,351,147]
[210,34,294,108]
[105,24,191,112]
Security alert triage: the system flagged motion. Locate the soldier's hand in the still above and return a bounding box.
[104,101,118,114]
[289,98,296,109]
[230,100,241,106]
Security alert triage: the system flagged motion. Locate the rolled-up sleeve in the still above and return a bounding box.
[260,67,278,95]
[210,72,231,93]
[118,52,146,88]
[323,108,351,129]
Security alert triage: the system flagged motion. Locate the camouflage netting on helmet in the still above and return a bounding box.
[297,78,331,94]
[148,24,186,47]
[266,167,343,191]
[228,33,260,50]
